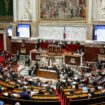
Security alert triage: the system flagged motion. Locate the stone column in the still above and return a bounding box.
[92,0,102,21]
[88,0,93,22]
[92,0,96,21]
[13,0,17,21]
[32,0,38,21]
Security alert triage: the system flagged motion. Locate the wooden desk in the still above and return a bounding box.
[37,69,57,79]
[0,81,15,88]
[0,95,61,105]
[30,49,84,68]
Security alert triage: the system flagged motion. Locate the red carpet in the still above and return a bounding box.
[55,89,65,105]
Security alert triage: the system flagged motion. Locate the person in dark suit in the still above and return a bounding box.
[0,86,3,92]
[16,50,20,62]
[56,80,61,94]
[25,56,30,66]
[96,60,102,70]
[0,101,4,105]
[0,64,3,74]
[33,61,39,76]
[29,67,33,76]
[20,88,31,99]
[38,89,44,95]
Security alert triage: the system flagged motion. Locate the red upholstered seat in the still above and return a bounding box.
[0,56,5,63]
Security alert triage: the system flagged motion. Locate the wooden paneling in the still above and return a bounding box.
[11,42,35,54]
[11,42,21,54]
[37,70,58,79]
[84,47,100,62]
[0,34,4,50]
[25,43,35,54]
[6,36,11,52]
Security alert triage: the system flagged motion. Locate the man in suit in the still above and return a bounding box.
[0,101,4,105]
[32,61,39,76]
[16,50,20,62]
[96,60,102,70]
[25,55,30,66]
[20,88,31,99]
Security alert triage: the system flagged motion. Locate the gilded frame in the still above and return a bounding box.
[39,0,88,22]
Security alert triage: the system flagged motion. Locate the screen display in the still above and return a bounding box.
[16,24,31,38]
[93,25,105,41]
[7,27,12,36]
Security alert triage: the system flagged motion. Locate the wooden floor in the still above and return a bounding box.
[37,69,58,79]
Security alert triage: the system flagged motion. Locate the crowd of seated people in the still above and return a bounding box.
[57,63,105,100]
[0,70,58,102]
[0,49,105,105]
[0,60,57,98]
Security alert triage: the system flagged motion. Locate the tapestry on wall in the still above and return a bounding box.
[40,0,86,21]
[0,0,13,21]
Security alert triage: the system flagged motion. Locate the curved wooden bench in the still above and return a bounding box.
[66,95,105,105]
[0,95,60,105]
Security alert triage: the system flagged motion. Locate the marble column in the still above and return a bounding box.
[92,0,102,21]
[32,0,38,21]
[13,0,17,21]
[88,0,93,22]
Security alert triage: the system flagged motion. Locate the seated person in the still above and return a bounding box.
[3,88,13,98]
[100,86,105,96]
[0,65,3,74]
[25,56,30,66]
[20,88,31,99]
[49,88,55,95]
[8,89,12,98]
[30,87,37,96]
[88,89,95,98]
[0,101,4,105]
[15,102,21,105]
[0,86,3,92]
[38,89,44,95]
[70,90,75,95]
[82,85,88,93]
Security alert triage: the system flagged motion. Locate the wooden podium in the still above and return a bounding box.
[37,69,58,79]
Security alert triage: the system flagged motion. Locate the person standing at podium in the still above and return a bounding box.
[33,61,39,76]
[25,55,30,66]
[16,50,20,62]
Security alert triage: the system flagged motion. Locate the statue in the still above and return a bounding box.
[23,0,32,20]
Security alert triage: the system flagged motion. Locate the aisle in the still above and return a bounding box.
[56,90,65,105]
